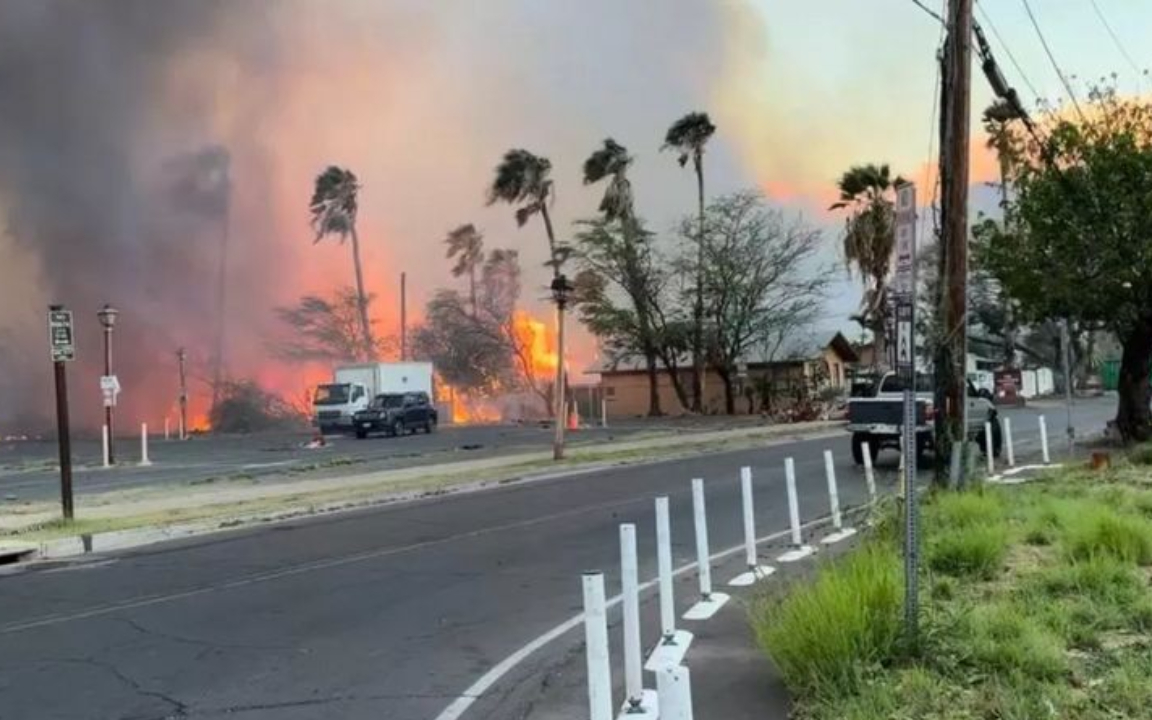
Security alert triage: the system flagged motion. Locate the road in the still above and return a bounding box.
[0,400,1112,720]
[0,423,661,503]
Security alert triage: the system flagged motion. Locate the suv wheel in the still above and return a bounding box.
[391,418,405,437]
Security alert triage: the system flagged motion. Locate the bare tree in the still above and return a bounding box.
[274,287,394,362]
[691,192,831,413]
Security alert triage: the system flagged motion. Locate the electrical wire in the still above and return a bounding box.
[974,0,1042,104]
[1020,0,1086,120]
[1087,0,1146,88]
[909,0,944,24]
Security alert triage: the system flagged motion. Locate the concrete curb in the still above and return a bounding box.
[11,424,848,565]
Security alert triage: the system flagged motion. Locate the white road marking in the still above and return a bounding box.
[431,515,835,720]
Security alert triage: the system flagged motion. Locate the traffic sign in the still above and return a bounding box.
[100,374,121,408]
[48,308,75,362]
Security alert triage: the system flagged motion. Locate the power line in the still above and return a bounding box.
[1088,0,1146,87]
[974,0,1041,103]
[1020,0,1085,120]
[909,0,944,24]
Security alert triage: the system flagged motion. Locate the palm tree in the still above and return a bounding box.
[487,149,569,459]
[983,99,1023,211]
[663,111,716,413]
[830,163,905,368]
[983,100,1024,367]
[583,138,662,416]
[445,223,485,316]
[309,166,374,359]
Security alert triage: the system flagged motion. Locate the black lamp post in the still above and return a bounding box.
[97,303,119,464]
[549,274,573,460]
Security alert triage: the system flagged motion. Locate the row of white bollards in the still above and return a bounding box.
[583,452,867,720]
[101,423,156,468]
[987,414,1052,476]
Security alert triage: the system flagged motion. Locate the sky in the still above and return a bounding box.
[0,0,1148,429]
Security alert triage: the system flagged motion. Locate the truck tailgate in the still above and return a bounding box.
[848,398,928,426]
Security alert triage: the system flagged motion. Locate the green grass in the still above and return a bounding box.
[753,463,1152,720]
[1064,508,1152,565]
[927,524,1008,579]
[753,544,901,698]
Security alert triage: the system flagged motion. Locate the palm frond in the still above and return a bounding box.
[487,149,551,206]
[309,166,359,241]
[662,111,716,153]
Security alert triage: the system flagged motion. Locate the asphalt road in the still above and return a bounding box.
[0,400,1112,720]
[0,423,661,503]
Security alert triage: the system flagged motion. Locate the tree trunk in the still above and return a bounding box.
[469,267,477,318]
[871,317,888,369]
[349,225,375,359]
[658,354,691,411]
[1115,321,1152,442]
[717,367,735,415]
[645,350,662,416]
[690,157,706,412]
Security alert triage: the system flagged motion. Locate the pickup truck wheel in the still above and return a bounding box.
[851,433,874,465]
[355,429,368,439]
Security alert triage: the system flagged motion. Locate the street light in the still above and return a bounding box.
[97,303,118,464]
[550,273,573,461]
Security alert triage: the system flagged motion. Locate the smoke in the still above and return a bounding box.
[0,0,805,432]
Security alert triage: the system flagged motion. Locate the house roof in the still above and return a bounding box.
[593,331,859,375]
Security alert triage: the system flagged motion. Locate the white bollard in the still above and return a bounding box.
[582,572,613,720]
[619,525,647,713]
[1004,417,1015,467]
[728,467,775,587]
[862,441,877,505]
[691,479,711,599]
[102,424,111,468]
[683,479,729,621]
[984,421,995,475]
[164,417,170,441]
[656,665,694,720]
[601,398,608,428]
[139,423,152,467]
[1039,414,1050,464]
[821,450,857,545]
[647,498,693,671]
[777,457,814,563]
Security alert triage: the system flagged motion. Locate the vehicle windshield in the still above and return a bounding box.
[372,395,405,409]
[314,384,350,405]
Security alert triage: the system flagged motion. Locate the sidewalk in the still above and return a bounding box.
[0,420,843,556]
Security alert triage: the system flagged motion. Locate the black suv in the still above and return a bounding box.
[353,392,437,439]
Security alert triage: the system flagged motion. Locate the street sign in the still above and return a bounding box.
[48,308,75,362]
[893,183,919,646]
[100,374,121,408]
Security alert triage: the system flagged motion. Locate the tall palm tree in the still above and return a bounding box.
[487,149,569,459]
[830,163,905,368]
[309,166,374,359]
[445,223,485,316]
[983,99,1023,211]
[583,138,662,416]
[983,100,1024,367]
[663,111,716,413]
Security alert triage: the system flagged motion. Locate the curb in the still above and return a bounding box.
[7,424,848,566]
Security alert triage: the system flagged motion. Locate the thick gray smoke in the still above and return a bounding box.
[0,1,261,431]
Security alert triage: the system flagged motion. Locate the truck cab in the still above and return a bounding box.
[313,382,370,434]
[846,371,1000,465]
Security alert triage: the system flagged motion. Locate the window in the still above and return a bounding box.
[604,386,616,398]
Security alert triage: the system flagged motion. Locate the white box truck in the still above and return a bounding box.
[312,362,434,433]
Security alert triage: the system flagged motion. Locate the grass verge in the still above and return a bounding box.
[753,454,1152,720]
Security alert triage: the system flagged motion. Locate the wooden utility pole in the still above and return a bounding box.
[400,271,407,361]
[938,0,974,487]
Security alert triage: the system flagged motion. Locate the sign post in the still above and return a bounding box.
[894,183,919,645]
[48,305,76,520]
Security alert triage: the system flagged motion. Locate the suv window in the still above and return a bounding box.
[373,394,405,409]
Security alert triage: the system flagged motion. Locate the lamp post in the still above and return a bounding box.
[97,303,119,464]
[550,273,573,461]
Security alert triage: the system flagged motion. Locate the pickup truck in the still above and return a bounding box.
[353,391,438,439]
[846,371,1001,465]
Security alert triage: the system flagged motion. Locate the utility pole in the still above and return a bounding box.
[400,271,407,361]
[177,347,188,440]
[937,0,973,487]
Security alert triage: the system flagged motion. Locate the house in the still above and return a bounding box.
[595,332,859,418]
